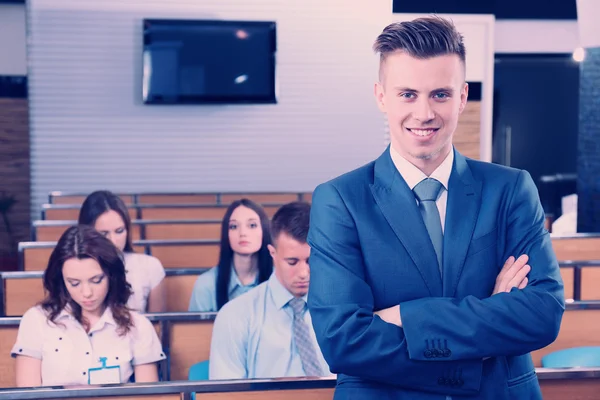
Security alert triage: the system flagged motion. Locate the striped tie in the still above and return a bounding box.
[288,298,323,376]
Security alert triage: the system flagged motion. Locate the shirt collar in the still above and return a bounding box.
[390,145,454,191]
[56,305,116,328]
[268,272,308,310]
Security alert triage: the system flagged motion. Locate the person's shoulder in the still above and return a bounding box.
[129,310,155,333]
[218,281,266,318]
[465,157,523,183]
[324,160,376,188]
[194,267,218,287]
[22,305,47,322]
[313,159,377,204]
[124,252,163,268]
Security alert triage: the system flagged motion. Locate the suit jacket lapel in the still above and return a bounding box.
[370,148,443,297]
[442,149,482,297]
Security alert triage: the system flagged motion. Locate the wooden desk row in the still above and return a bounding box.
[0,269,205,316]
[1,362,600,400]
[1,372,599,400]
[48,191,313,206]
[19,240,221,271]
[32,219,223,242]
[41,204,283,221]
[0,305,599,388]
[20,233,600,266]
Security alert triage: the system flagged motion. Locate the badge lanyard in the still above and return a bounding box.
[88,356,121,385]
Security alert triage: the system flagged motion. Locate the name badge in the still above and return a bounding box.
[88,357,121,385]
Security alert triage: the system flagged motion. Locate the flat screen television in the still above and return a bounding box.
[142,19,277,104]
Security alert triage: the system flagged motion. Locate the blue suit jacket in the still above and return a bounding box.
[307,148,564,400]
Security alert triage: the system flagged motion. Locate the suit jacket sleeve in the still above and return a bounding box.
[307,182,483,394]
[400,170,565,361]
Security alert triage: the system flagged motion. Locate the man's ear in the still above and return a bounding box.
[267,244,276,258]
[458,82,469,114]
[374,81,387,113]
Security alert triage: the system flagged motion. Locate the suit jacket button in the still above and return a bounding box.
[424,349,433,358]
[443,349,451,358]
[432,349,440,358]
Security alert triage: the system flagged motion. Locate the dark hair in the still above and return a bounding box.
[271,201,311,244]
[78,190,133,252]
[41,225,133,334]
[216,199,272,310]
[373,16,466,76]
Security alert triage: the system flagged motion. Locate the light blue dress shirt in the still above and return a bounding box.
[188,266,259,312]
[209,273,332,380]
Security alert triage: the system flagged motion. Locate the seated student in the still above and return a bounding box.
[12,225,166,387]
[79,190,166,313]
[188,198,273,312]
[209,202,331,379]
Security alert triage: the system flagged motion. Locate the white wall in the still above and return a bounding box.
[27,0,391,215]
[0,4,27,75]
[21,0,586,216]
[495,20,580,53]
[576,0,600,48]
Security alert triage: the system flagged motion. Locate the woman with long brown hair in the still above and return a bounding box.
[78,190,166,313]
[12,225,165,387]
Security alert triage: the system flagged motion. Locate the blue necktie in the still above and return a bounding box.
[413,178,444,276]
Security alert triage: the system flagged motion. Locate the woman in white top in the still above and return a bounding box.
[78,191,166,312]
[12,225,166,387]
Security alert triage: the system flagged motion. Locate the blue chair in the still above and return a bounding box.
[188,360,209,400]
[189,360,210,380]
[542,347,600,368]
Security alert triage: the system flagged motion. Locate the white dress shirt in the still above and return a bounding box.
[124,252,166,312]
[390,146,454,232]
[11,306,166,385]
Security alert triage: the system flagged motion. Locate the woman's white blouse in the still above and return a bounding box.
[11,306,166,386]
[124,253,166,312]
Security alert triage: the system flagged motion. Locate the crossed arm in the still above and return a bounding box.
[376,254,531,326]
[307,171,564,394]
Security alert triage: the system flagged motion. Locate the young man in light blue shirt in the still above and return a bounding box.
[208,202,331,380]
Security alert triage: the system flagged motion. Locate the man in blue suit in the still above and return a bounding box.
[307,17,564,399]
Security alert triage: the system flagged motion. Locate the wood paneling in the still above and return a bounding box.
[454,101,481,160]
[0,326,18,387]
[151,245,220,269]
[169,320,214,381]
[540,378,600,400]
[145,223,221,241]
[552,237,600,261]
[220,194,299,204]
[138,194,217,205]
[531,309,600,367]
[5,278,44,316]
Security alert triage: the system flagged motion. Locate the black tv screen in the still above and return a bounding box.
[142,19,277,104]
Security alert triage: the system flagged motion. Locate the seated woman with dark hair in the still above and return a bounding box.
[189,198,273,312]
[78,190,166,313]
[12,225,166,387]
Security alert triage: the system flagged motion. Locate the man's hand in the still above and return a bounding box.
[375,255,530,326]
[493,254,530,295]
[374,305,402,327]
